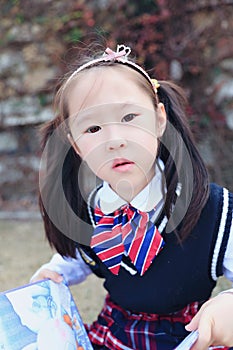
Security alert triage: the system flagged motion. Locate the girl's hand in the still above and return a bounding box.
[185,292,233,350]
[30,268,63,284]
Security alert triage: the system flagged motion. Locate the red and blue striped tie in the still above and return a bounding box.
[90,203,165,275]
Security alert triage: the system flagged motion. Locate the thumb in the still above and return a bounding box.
[30,269,63,284]
[190,314,212,350]
[185,313,200,332]
[45,270,64,283]
[186,299,212,332]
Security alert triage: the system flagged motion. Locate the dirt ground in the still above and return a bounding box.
[0,219,106,324]
[0,219,231,325]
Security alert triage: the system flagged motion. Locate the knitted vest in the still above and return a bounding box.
[77,183,233,314]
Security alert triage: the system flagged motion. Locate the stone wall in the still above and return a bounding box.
[0,0,232,218]
[0,1,66,218]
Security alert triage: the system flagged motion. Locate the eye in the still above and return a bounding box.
[85,125,101,133]
[121,113,138,123]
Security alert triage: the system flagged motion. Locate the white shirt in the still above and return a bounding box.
[97,160,165,214]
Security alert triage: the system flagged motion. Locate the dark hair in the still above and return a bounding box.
[39,49,209,258]
[157,81,209,238]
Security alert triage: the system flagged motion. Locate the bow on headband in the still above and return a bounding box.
[104,45,131,60]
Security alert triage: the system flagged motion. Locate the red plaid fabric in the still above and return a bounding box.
[85,295,231,350]
[91,204,164,276]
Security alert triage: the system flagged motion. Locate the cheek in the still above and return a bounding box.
[130,129,158,154]
[76,136,99,158]
[130,116,157,144]
[138,136,158,170]
[77,137,106,170]
[147,135,158,153]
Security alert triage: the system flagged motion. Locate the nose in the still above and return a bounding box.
[106,138,127,151]
[105,124,128,151]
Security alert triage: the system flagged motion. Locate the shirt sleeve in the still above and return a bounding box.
[223,212,233,283]
[30,249,93,286]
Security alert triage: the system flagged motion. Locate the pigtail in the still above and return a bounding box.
[157,81,209,240]
[38,118,92,257]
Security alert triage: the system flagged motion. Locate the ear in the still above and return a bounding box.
[157,102,167,137]
[67,133,82,157]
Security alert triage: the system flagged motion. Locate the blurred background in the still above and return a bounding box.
[0,0,232,219]
[0,0,232,320]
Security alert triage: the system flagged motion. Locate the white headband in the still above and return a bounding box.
[65,44,160,92]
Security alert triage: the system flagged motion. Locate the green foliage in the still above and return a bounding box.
[15,13,25,24]
[64,28,83,43]
[38,94,48,107]
[34,16,48,25]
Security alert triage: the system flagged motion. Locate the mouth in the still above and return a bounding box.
[112,158,134,172]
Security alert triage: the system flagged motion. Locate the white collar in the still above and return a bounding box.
[96,159,166,214]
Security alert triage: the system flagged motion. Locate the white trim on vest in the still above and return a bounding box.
[211,187,229,281]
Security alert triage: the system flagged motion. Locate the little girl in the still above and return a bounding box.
[32,44,233,350]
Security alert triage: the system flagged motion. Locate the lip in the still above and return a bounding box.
[112,158,135,172]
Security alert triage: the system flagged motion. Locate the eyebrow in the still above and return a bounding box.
[69,102,144,124]
[69,110,94,126]
[121,102,139,109]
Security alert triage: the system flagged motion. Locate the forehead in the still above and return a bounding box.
[66,65,154,116]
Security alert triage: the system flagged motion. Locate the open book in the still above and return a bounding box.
[0,279,93,350]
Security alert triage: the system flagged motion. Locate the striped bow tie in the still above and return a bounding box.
[90,204,165,276]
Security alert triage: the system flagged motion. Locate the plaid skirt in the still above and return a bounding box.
[85,295,230,350]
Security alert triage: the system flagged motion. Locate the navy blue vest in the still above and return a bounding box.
[77,183,233,314]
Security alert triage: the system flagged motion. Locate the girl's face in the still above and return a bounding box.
[67,66,166,201]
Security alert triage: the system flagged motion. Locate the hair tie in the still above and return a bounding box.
[151,79,160,93]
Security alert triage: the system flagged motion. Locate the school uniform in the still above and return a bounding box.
[74,180,233,350]
[35,175,233,349]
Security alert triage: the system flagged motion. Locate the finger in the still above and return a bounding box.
[185,313,200,332]
[190,314,213,350]
[43,270,64,283]
[186,299,212,331]
[31,269,63,283]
